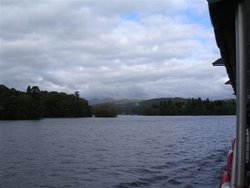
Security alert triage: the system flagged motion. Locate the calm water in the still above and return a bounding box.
[0,116,235,188]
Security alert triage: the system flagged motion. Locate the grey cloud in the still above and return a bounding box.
[0,0,233,100]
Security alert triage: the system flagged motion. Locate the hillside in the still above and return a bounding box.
[91,97,236,116]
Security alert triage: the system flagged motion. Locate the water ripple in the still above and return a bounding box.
[0,116,235,188]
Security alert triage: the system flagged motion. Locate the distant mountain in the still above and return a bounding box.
[112,98,143,105]
[89,98,143,105]
[89,97,235,116]
[140,97,187,105]
[88,98,115,105]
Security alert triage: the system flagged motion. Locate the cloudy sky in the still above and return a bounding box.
[0,0,234,100]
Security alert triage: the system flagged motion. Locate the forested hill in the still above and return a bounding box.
[115,97,236,116]
[0,85,92,120]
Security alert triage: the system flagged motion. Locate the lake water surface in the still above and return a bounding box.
[0,116,235,188]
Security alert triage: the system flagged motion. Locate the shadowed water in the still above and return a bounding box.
[0,116,235,188]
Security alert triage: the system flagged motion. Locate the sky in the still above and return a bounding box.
[0,0,234,100]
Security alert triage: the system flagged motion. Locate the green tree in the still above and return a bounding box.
[94,104,117,117]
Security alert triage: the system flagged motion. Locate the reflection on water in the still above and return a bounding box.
[0,116,235,188]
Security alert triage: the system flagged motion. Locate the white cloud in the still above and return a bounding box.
[0,0,233,99]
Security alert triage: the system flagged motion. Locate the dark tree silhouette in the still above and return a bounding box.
[0,85,92,120]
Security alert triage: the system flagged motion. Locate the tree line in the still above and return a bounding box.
[116,97,236,116]
[0,84,235,120]
[93,104,117,117]
[0,85,92,120]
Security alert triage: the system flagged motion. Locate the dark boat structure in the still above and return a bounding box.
[207,0,250,187]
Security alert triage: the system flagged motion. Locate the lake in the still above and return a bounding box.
[0,116,235,188]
